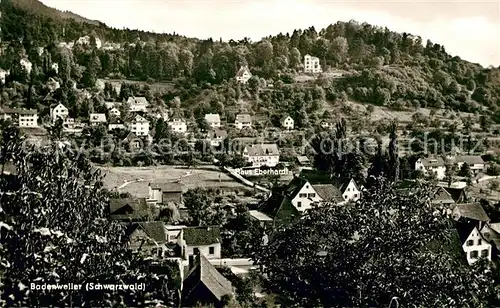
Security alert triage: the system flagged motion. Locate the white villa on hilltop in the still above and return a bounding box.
[304,54,322,73]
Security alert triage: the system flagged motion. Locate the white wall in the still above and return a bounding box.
[342,179,360,202]
[462,227,492,265]
[291,182,323,212]
[186,243,221,259]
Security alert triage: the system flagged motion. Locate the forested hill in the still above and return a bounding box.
[2,0,500,118]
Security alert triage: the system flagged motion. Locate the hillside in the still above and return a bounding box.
[1,0,500,122]
[10,0,100,25]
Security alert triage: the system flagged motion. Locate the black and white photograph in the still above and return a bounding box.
[0,0,500,307]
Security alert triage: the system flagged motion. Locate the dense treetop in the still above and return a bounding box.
[2,0,500,119]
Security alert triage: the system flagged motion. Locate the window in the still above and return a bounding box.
[478,239,482,245]
[308,193,315,198]
[169,235,177,241]
[347,188,351,192]
[481,249,489,257]
[209,246,215,255]
[470,251,478,259]
[466,240,473,246]
[193,248,199,255]
[299,193,307,198]
[484,232,490,239]
[354,194,358,198]
[297,202,302,208]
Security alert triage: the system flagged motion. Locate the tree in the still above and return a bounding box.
[458,162,473,183]
[480,115,492,132]
[445,162,458,187]
[0,123,177,307]
[183,188,216,226]
[253,179,496,307]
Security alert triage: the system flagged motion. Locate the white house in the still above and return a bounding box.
[235,66,252,84]
[304,54,322,73]
[18,109,38,128]
[235,114,252,130]
[129,115,150,136]
[108,118,126,131]
[20,58,32,75]
[288,178,345,212]
[76,35,102,49]
[242,143,280,167]
[204,113,221,128]
[89,113,107,126]
[166,225,187,243]
[50,103,69,123]
[415,157,446,180]
[127,96,149,112]
[281,115,294,130]
[452,155,486,175]
[179,226,222,260]
[168,117,187,134]
[0,107,38,128]
[51,63,59,74]
[339,178,363,202]
[0,68,9,84]
[460,225,493,265]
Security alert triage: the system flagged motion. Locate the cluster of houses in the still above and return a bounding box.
[415,155,486,180]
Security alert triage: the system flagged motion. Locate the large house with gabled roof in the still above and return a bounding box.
[243,143,280,167]
[178,226,221,260]
[126,96,149,112]
[181,252,234,307]
[415,156,446,180]
[235,65,252,84]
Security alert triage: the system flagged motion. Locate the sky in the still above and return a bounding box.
[39,0,500,67]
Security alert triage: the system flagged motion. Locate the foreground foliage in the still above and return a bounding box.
[253,179,497,307]
[0,122,178,307]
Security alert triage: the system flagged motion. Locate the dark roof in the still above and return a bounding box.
[182,253,233,304]
[183,226,221,245]
[149,182,184,192]
[208,128,228,139]
[443,187,468,203]
[456,222,478,245]
[453,203,490,222]
[259,191,300,224]
[456,155,484,165]
[0,107,37,115]
[432,187,456,204]
[298,169,332,184]
[235,114,251,123]
[127,221,167,243]
[419,157,445,167]
[109,198,150,220]
[312,184,344,203]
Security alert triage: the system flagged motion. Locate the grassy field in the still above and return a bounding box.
[99,165,247,197]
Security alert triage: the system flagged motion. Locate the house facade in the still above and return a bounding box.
[415,157,446,180]
[148,183,184,204]
[340,178,362,202]
[453,155,486,175]
[179,226,222,260]
[235,114,252,129]
[204,113,221,128]
[89,113,107,127]
[235,65,252,84]
[168,117,187,134]
[50,103,69,123]
[460,225,493,265]
[281,116,294,130]
[243,144,280,167]
[127,96,148,112]
[304,54,322,73]
[0,107,38,127]
[129,115,149,136]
